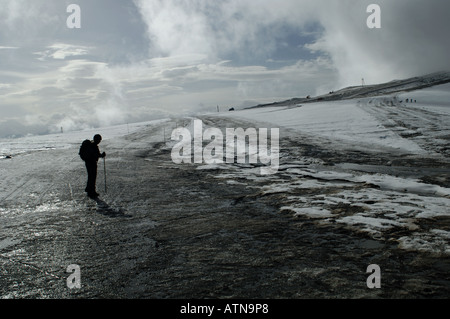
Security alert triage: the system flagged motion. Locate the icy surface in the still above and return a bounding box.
[0,81,449,298]
[213,86,450,255]
[1,93,449,256]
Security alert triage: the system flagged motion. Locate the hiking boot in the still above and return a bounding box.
[88,192,99,199]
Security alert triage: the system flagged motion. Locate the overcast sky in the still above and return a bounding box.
[0,0,449,137]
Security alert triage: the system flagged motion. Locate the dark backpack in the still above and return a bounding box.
[79,139,92,161]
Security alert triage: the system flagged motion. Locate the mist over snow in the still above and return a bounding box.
[0,0,449,137]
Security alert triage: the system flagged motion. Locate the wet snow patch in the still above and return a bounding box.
[211,161,450,255]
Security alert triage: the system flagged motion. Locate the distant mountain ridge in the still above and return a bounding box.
[249,71,450,108]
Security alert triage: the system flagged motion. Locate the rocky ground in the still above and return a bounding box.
[0,112,449,299]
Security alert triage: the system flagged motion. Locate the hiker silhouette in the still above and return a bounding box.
[79,134,106,198]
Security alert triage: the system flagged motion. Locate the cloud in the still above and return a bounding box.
[35,43,90,61]
[133,0,317,61]
[308,0,450,86]
[0,0,64,45]
[135,0,450,88]
[1,0,450,137]
[130,0,339,106]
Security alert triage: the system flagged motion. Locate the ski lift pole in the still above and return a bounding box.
[103,156,107,194]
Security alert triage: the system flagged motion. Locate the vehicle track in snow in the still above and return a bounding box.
[360,98,450,158]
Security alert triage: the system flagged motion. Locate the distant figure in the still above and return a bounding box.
[79,134,106,198]
[229,107,235,111]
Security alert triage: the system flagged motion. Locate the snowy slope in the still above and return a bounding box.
[1,74,449,257]
[1,73,449,299]
[0,120,167,158]
[213,83,450,255]
[252,71,450,107]
[222,80,450,156]
[221,101,425,154]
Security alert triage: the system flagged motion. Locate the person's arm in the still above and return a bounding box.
[98,145,106,158]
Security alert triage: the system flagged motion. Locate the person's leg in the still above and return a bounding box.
[85,161,98,196]
[85,162,91,193]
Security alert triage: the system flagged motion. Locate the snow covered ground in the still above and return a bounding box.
[209,84,450,255]
[1,85,449,257]
[0,82,449,298]
[0,120,168,158]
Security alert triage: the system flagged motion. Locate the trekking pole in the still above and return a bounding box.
[103,156,107,194]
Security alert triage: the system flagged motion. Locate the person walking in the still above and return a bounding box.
[79,134,106,198]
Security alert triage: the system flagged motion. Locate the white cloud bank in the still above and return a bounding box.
[0,0,449,137]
